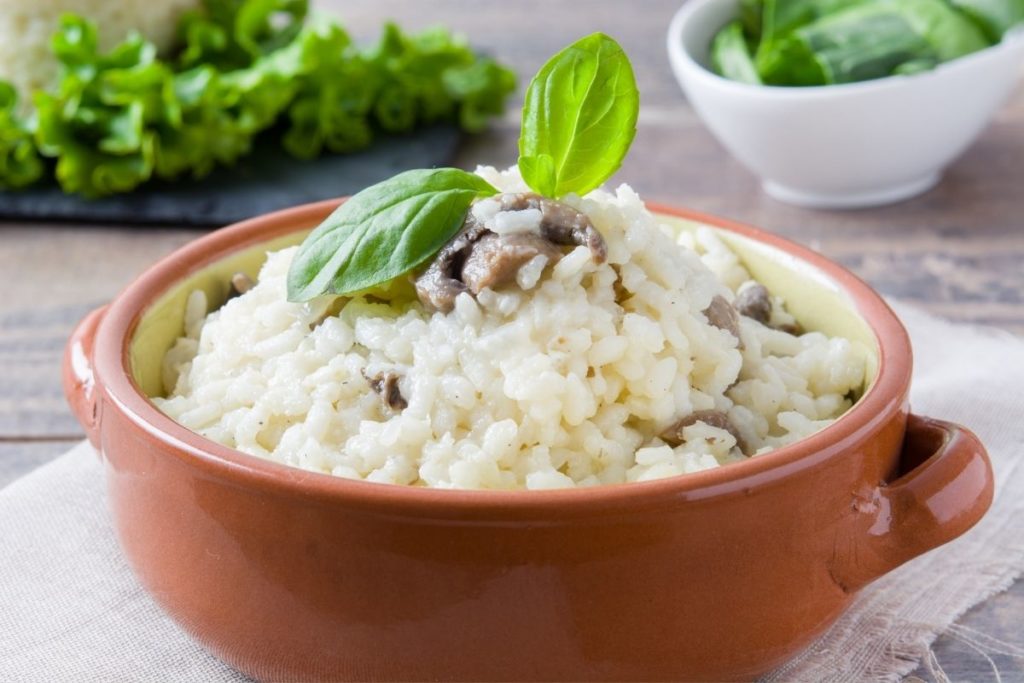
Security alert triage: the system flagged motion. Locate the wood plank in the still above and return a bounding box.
[912,578,1024,682]
[0,227,196,436]
[330,0,690,108]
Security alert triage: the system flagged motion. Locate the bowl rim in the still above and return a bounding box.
[666,0,1024,99]
[91,198,911,516]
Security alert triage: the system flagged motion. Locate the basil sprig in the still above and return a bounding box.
[287,168,496,301]
[287,33,641,302]
[518,33,639,198]
[711,0,1009,87]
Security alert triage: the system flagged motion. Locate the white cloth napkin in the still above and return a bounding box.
[1,302,1022,683]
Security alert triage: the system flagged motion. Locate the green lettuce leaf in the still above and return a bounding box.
[279,20,515,158]
[0,82,44,190]
[10,2,516,198]
[179,0,308,70]
[34,16,172,196]
[443,58,517,133]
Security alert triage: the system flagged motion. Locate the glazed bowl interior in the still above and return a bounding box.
[129,213,879,403]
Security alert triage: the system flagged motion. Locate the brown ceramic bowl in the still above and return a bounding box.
[64,200,993,682]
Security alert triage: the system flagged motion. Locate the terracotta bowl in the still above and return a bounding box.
[64,200,993,682]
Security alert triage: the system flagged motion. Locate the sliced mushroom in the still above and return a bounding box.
[611,266,629,305]
[308,310,331,330]
[227,272,254,300]
[461,233,563,293]
[735,283,772,325]
[497,193,607,263]
[362,369,407,411]
[660,410,747,454]
[414,193,607,312]
[308,304,338,331]
[414,270,470,314]
[734,282,804,335]
[703,295,741,341]
[414,213,489,312]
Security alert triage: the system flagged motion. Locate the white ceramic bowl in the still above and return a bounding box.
[667,0,1024,209]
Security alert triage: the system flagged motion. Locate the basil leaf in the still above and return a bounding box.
[0,82,44,190]
[517,153,556,196]
[758,4,945,85]
[807,15,934,84]
[949,0,1024,42]
[759,0,856,43]
[729,0,998,87]
[740,0,765,40]
[518,32,638,198]
[711,21,762,84]
[890,0,990,61]
[287,168,496,301]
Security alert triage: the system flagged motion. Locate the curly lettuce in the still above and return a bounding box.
[33,17,171,195]
[0,0,516,197]
[278,20,517,159]
[0,84,43,190]
[178,0,308,71]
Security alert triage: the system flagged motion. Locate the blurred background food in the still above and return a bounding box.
[0,0,515,198]
[0,0,199,101]
[668,0,1024,208]
[711,0,1024,86]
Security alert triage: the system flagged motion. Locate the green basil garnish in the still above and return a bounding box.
[286,168,496,301]
[517,32,639,198]
[712,0,1008,87]
[287,33,642,303]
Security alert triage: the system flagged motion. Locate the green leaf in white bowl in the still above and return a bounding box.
[711,21,762,84]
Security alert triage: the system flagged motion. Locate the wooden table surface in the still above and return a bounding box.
[1,1,1021,680]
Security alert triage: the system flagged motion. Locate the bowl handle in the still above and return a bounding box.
[831,414,994,593]
[63,305,108,450]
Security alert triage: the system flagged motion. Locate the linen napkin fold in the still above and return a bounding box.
[1,301,1022,683]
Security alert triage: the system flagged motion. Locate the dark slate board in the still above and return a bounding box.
[0,125,460,227]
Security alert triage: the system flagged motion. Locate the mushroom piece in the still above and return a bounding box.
[497,193,607,263]
[414,193,607,312]
[734,282,804,335]
[734,283,772,325]
[362,369,407,411]
[660,410,747,454]
[413,213,489,312]
[777,321,804,335]
[703,295,741,341]
[460,232,563,293]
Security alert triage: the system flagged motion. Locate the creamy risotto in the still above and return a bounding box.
[155,166,867,489]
